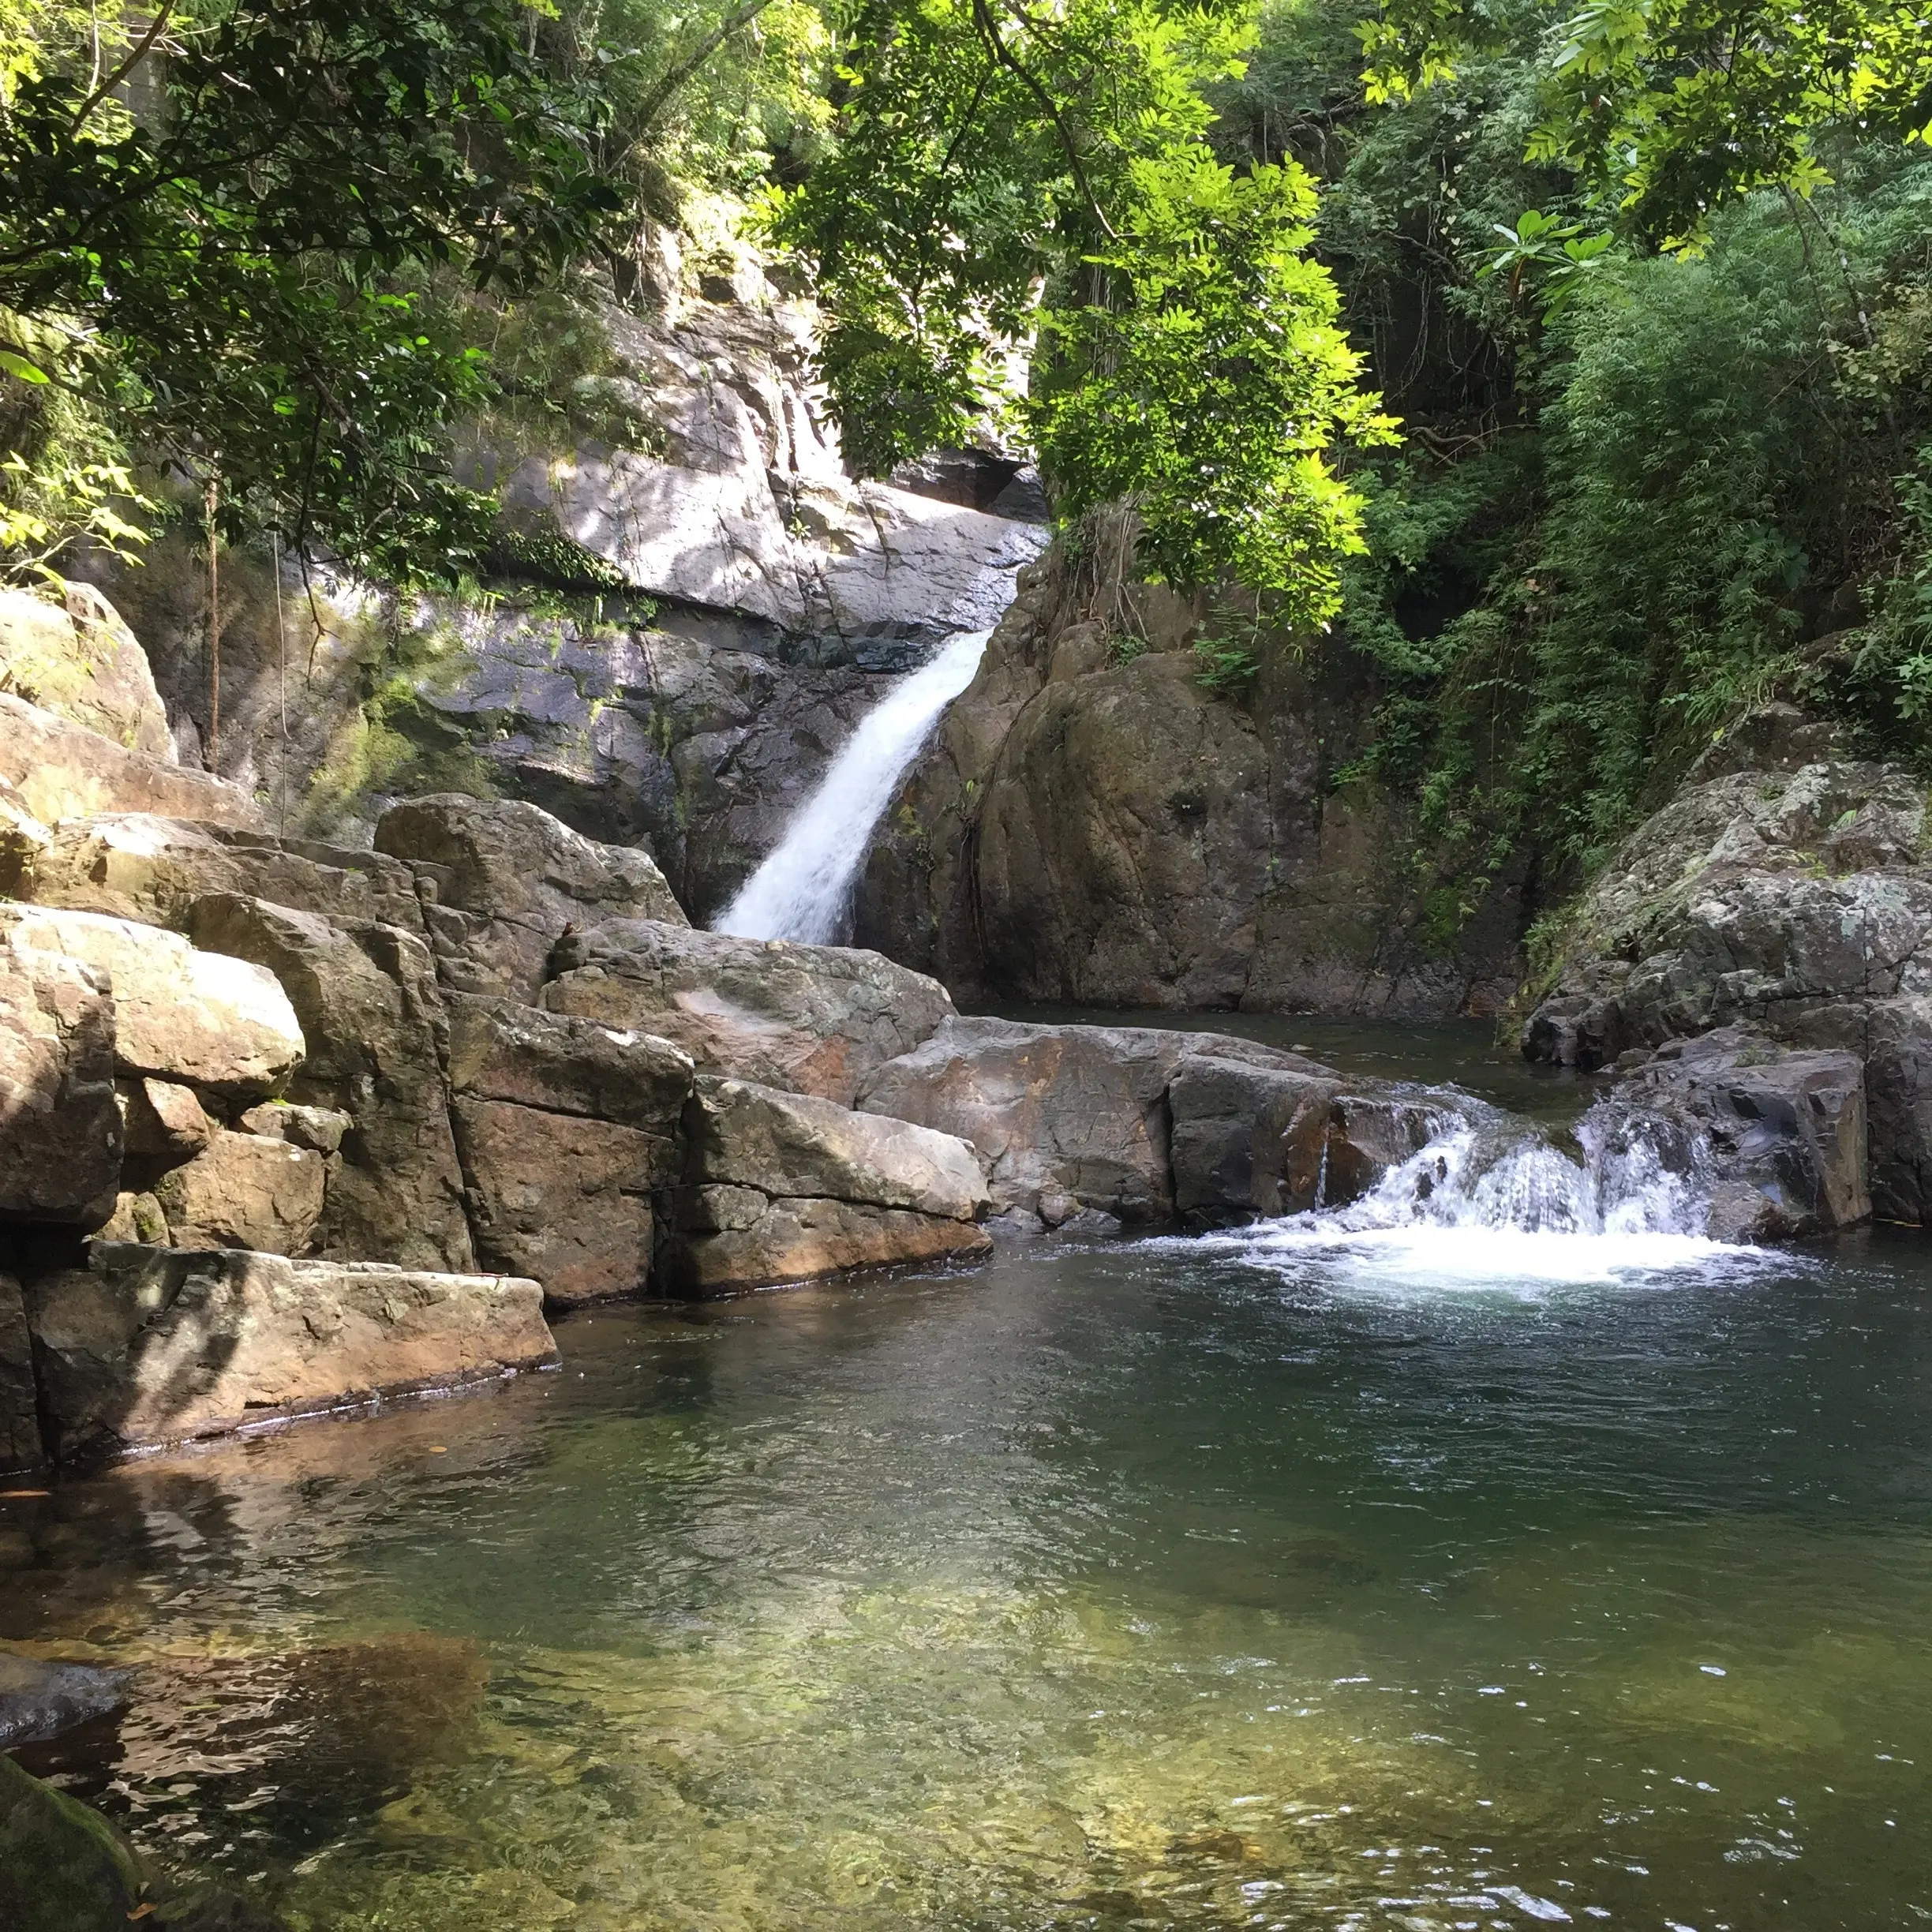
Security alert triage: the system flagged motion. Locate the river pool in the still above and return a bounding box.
[6,1209,1931,1930]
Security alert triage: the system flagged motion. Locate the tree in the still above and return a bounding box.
[0,0,626,582]
[1360,0,1932,247]
[769,0,1395,616]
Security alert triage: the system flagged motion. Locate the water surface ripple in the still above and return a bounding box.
[6,1228,1931,1930]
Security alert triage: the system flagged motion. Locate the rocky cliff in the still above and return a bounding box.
[856,541,1528,1016]
[65,243,1046,919]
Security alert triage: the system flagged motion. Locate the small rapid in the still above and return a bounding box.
[1200,1095,1778,1293]
[717,629,990,944]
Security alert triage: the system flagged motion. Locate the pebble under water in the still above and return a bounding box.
[5,1220,1932,1930]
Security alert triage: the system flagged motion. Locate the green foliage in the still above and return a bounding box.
[768,0,1393,620]
[0,0,627,584]
[1032,148,1397,620]
[1362,0,1932,249]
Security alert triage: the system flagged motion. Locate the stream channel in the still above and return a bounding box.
[6,1020,1931,1930]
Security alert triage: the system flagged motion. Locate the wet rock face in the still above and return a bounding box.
[0,1273,43,1469]
[1606,1029,1870,1240]
[658,1076,990,1296]
[25,1242,556,1462]
[854,553,1525,1017]
[543,918,955,1106]
[1521,750,1932,1221]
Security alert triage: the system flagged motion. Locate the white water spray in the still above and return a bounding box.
[717,629,990,945]
[1195,1097,1780,1293]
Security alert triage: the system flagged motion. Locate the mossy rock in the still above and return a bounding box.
[0,1754,286,1931]
[0,1749,143,1930]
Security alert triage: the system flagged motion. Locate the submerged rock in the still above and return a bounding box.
[659,1075,990,1294]
[26,1242,556,1462]
[0,1750,290,1930]
[0,1650,128,1748]
[543,918,953,1105]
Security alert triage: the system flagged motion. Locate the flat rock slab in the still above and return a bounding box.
[544,919,954,1105]
[23,812,428,934]
[27,1243,556,1462]
[0,690,260,830]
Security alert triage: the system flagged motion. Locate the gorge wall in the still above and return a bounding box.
[856,543,1530,1016]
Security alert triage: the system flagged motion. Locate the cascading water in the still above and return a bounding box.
[1196,1093,1778,1293]
[717,629,990,945]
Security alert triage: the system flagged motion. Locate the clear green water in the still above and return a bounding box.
[6,1229,1932,1930]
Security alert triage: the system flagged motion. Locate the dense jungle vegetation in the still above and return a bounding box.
[1,0,1929,908]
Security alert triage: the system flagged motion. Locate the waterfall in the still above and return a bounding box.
[717,629,990,945]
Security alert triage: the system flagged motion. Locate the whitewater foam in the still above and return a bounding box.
[1193,1095,1781,1294]
[717,630,990,945]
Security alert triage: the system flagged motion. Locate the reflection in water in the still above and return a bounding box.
[3,1233,1931,1928]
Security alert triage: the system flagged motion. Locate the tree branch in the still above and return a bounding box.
[968,0,1116,240]
[68,0,177,132]
[619,0,784,156]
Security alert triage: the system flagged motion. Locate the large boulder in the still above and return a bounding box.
[0,903,304,1106]
[1607,1028,1870,1240]
[183,896,474,1271]
[0,1751,146,1930]
[151,1129,328,1255]
[18,812,428,934]
[26,1241,556,1462]
[0,691,260,829]
[374,792,686,1001]
[543,919,954,1105]
[1522,754,1932,1222]
[0,1748,292,1930]
[0,582,173,758]
[856,1017,1331,1222]
[0,1273,44,1468]
[0,922,121,1227]
[1524,760,1932,1067]
[1167,1054,1341,1222]
[446,994,695,1306]
[660,1076,990,1294]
